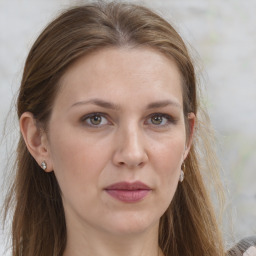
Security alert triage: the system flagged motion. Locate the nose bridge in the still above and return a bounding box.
[123,122,142,152]
[113,120,148,168]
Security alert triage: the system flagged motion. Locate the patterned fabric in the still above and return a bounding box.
[227,237,256,256]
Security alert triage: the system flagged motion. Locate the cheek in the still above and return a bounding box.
[49,124,108,168]
[152,135,185,193]
[48,131,110,196]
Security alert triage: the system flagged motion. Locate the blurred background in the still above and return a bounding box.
[0,0,255,254]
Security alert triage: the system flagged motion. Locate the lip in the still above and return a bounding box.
[104,181,152,203]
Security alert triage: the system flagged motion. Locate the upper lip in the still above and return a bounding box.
[105,181,151,190]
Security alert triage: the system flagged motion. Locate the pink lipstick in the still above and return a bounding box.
[104,181,151,203]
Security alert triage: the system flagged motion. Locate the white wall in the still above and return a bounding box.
[1,0,255,254]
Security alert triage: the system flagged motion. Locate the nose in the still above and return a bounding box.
[112,125,148,169]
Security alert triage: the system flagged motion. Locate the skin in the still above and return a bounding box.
[20,47,195,256]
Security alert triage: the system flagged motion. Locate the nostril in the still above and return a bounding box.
[113,143,149,168]
[137,162,144,167]
[117,161,144,168]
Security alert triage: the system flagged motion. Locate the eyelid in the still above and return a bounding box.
[145,113,177,126]
[80,112,177,128]
[80,112,112,127]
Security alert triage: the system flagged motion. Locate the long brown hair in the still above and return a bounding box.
[3,1,225,255]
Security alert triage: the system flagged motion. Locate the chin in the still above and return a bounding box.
[105,211,159,236]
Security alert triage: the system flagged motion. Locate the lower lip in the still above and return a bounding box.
[105,189,151,203]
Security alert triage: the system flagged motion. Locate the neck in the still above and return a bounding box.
[63,219,163,256]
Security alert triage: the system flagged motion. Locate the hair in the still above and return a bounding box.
[3,1,226,256]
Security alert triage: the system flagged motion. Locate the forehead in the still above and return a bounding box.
[55,47,183,110]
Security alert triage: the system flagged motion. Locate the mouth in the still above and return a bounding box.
[104,181,152,203]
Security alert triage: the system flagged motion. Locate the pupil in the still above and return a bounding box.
[91,115,101,125]
[152,116,162,124]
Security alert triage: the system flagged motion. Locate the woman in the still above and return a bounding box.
[2,1,255,256]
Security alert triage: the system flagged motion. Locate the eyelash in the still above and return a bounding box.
[80,112,176,128]
[146,113,177,127]
[80,112,110,128]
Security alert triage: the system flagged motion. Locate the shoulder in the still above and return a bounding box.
[227,236,256,256]
[243,246,256,255]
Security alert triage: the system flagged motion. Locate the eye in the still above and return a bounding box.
[81,113,109,127]
[151,115,164,125]
[146,113,175,127]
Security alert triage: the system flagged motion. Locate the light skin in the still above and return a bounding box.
[20,47,195,256]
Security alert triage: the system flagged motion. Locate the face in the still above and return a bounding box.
[46,47,194,237]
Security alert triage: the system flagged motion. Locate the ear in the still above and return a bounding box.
[19,112,53,172]
[183,112,196,160]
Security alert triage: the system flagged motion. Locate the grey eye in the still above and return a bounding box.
[83,114,109,127]
[151,115,163,125]
[89,115,102,125]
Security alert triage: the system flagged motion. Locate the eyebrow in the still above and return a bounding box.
[146,100,181,109]
[70,98,120,110]
[70,98,181,110]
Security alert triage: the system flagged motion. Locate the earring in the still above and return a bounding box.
[41,161,47,171]
[179,163,185,182]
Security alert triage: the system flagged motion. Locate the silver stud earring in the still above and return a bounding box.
[179,163,185,182]
[41,161,47,171]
